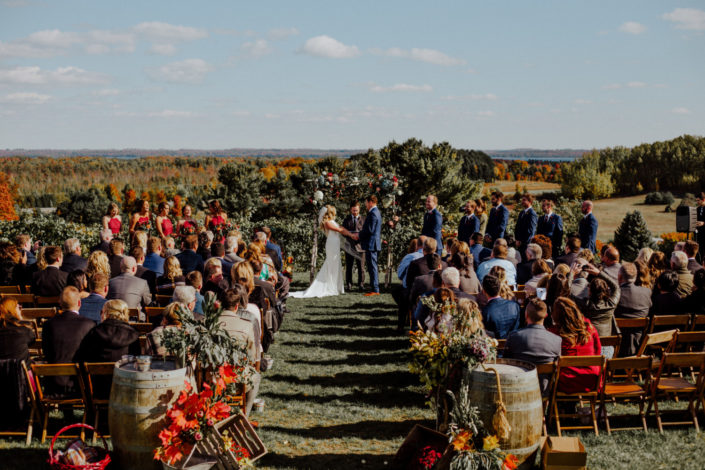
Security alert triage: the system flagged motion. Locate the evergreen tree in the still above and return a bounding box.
[613,211,653,262]
[215,161,265,221]
[56,187,110,224]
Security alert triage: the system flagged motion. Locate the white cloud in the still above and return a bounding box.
[672,107,691,114]
[241,39,273,58]
[602,83,622,90]
[148,109,195,118]
[574,99,592,105]
[268,27,299,41]
[371,47,466,66]
[0,65,108,85]
[146,59,213,84]
[602,81,648,90]
[442,93,497,101]
[369,83,432,93]
[618,21,647,34]
[2,92,51,104]
[477,111,495,117]
[133,22,207,41]
[299,35,360,59]
[93,88,120,96]
[663,8,705,30]
[26,29,80,48]
[0,28,136,58]
[150,44,177,55]
[627,81,647,88]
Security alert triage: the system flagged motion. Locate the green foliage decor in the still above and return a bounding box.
[613,211,654,262]
[0,213,100,255]
[56,187,111,225]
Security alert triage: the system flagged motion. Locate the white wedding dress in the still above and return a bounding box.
[290,222,345,298]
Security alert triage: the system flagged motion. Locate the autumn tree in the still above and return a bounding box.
[0,172,18,221]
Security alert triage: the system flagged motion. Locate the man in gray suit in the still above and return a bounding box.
[503,298,562,393]
[224,236,244,264]
[108,256,151,319]
[615,262,652,356]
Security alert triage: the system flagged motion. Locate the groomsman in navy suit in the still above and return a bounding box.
[421,195,443,255]
[457,200,480,245]
[485,191,509,244]
[536,199,564,258]
[356,195,382,295]
[514,194,538,260]
[578,200,598,253]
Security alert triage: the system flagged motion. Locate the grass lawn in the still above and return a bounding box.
[2,273,704,469]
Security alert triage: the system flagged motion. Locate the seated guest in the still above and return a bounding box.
[600,246,621,281]
[409,253,442,309]
[530,234,555,270]
[647,251,670,283]
[517,243,542,286]
[650,270,684,315]
[544,272,571,320]
[469,232,491,269]
[202,258,229,298]
[248,260,276,315]
[172,285,202,322]
[66,269,90,299]
[450,252,480,295]
[0,241,29,287]
[253,230,282,272]
[86,250,111,280]
[130,246,157,294]
[108,239,125,279]
[423,287,456,333]
[77,299,140,362]
[0,297,36,362]
[224,283,262,363]
[406,238,445,291]
[548,297,602,394]
[634,259,652,289]
[476,243,517,286]
[441,267,476,302]
[147,302,183,356]
[197,231,213,262]
[684,240,703,274]
[503,298,561,393]
[504,235,521,267]
[555,236,581,267]
[184,271,205,315]
[131,230,148,253]
[108,256,152,318]
[682,269,705,315]
[615,262,652,356]
[231,261,266,322]
[42,287,95,392]
[176,235,204,275]
[79,273,109,324]
[671,250,693,297]
[411,270,444,331]
[156,256,186,295]
[209,242,233,283]
[90,229,113,255]
[576,263,620,344]
[260,227,283,272]
[31,245,68,296]
[15,234,36,266]
[143,236,165,277]
[164,236,180,257]
[481,275,520,339]
[219,288,260,415]
[60,238,87,273]
[393,238,423,330]
[524,258,552,297]
[224,235,244,264]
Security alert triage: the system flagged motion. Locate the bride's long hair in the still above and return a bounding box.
[320,205,337,231]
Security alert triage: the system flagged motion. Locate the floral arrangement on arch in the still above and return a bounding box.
[210,220,234,242]
[153,364,253,469]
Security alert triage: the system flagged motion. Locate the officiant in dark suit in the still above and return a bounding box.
[342,201,365,291]
[422,195,443,255]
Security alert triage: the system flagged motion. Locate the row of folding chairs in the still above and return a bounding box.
[617,313,705,335]
[1,289,174,310]
[537,351,705,437]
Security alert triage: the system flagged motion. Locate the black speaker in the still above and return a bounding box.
[676,206,697,232]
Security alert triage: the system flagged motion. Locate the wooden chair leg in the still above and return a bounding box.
[639,397,647,432]
[688,398,700,432]
[653,398,663,434]
[589,398,599,436]
[553,400,562,437]
[41,408,48,443]
[92,407,99,445]
[601,396,611,435]
[25,407,35,445]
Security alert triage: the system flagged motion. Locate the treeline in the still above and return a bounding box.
[560,134,705,199]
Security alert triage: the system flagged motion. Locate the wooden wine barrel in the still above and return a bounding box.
[466,359,543,468]
[109,360,187,470]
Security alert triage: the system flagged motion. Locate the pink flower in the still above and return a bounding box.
[206,419,214,427]
[194,432,203,441]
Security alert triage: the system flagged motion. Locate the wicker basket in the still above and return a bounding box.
[47,424,111,470]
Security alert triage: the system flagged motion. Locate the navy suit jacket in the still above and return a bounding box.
[514,208,538,245]
[537,212,564,254]
[176,249,205,275]
[482,297,520,339]
[486,204,509,241]
[579,213,598,253]
[458,214,480,244]
[359,206,381,252]
[422,208,443,254]
[265,241,283,270]
[78,293,107,324]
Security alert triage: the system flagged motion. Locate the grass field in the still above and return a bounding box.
[1,274,704,469]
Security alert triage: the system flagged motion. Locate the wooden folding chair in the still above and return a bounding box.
[21,307,57,322]
[129,322,154,334]
[673,331,705,380]
[600,356,652,434]
[34,296,60,308]
[145,306,165,318]
[514,291,527,304]
[649,314,691,334]
[616,317,649,332]
[155,294,172,306]
[636,329,677,360]
[127,308,140,321]
[21,361,40,445]
[515,284,526,291]
[600,334,622,359]
[496,339,506,352]
[647,352,705,433]
[0,285,21,294]
[28,338,43,359]
[535,361,557,436]
[23,285,32,294]
[82,362,114,443]
[550,355,605,436]
[29,363,87,443]
[1,293,36,306]
[690,314,705,332]
[0,360,39,444]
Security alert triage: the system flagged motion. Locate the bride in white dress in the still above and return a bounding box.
[290,205,355,298]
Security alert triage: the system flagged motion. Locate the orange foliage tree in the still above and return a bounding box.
[0,172,18,221]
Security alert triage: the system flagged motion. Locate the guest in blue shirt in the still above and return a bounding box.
[392,237,424,332]
[481,274,520,339]
[469,232,491,269]
[183,271,205,316]
[143,236,165,277]
[476,243,517,286]
[78,273,109,324]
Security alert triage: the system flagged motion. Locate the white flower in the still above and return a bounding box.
[314,190,324,201]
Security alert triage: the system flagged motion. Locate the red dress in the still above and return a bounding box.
[107,217,121,235]
[208,215,226,242]
[549,319,602,394]
[161,218,173,237]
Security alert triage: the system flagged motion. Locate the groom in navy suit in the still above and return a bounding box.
[421,195,443,255]
[356,195,382,295]
[578,200,598,253]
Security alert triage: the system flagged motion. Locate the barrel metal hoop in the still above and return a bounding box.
[109,403,167,415]
[112,376,185,389]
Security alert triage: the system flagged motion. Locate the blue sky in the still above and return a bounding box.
[0,0,703,150]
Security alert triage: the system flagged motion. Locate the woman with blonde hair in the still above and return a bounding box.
[290,204,355,298]
[636,247,654,265]
[86,250,111,279]
[156,256,185,294]
[147,302,183,356]
[132,230,148,252]
[78,299,140,362]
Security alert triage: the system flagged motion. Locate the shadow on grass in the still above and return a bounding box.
[298,316,393,328]
[0,447,48,467]
[296,352,408,367]
[263,418,431,440]
[263,388,425,408]
[266,371,418,388]
[306,338,409,352]
[285,326,400,338]
[258,452,395,470]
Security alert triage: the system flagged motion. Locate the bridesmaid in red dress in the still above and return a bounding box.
[155,202,174,239]
[129,199,152,237]
[177,204,198,238]
[548,297,602,394]
[102,203,122,235]
[204,200,229,243]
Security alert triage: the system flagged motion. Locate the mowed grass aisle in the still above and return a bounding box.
[255,273,433,469]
